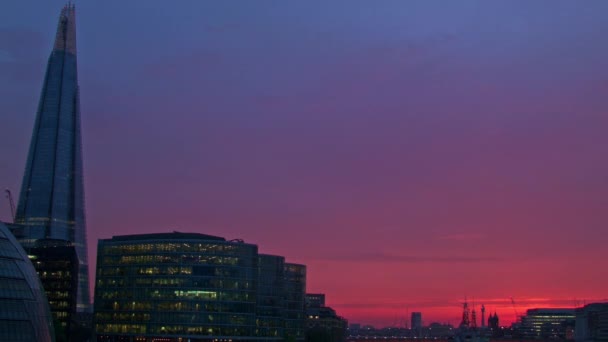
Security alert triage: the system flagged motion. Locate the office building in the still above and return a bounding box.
[284,263,307,341]
[13,3,91,313]
[257,254,286,339]
[94,232,307,341]
[520,308,575,339]
[411,312,422,337]
[305,294,326,309]
[305,293,347,342]
[575,302,608,342]
[28,240,79,337]
[0,222,55,342]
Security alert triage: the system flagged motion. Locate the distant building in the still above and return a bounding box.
[305,294,347,342]
[94,232,306,341]
[306,293,326,309]
[520,308,575,339]
[427,322,454,338]
[487,312,501,337]
[411,312,422,336]
[575,302,608,342]
[0,222,55,341]
[349,323,361,333]
[488,312,499,329]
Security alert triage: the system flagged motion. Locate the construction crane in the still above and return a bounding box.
[510,297,520,323]
[5,189,15,222]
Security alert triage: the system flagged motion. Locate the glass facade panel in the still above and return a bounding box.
[0,223,55,342]
[0,240,22,258]
[13,4,90,313]
[0,259,23,278]
[94,233,267,341]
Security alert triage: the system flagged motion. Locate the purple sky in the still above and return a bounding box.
[2,1,608,326]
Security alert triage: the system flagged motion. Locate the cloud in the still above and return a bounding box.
[311,252,502,264]
[330,297,608,311]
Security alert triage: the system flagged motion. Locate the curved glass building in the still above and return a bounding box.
[0,222,55,342]
[94,232,260,341]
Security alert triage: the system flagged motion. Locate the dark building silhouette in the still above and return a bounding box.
[94,232,306,341]
[28,239,78,339]
[487,312,501,337]
[305,294,347,342]
[306,294,326,309]
[519,308,575,339]
[257,254,287,338]
[13,4,90,313]
[0,222,55,342]
[575,302,608,342]
[285,263,307,340]
[488,312,499,330]
[411,312,422,337]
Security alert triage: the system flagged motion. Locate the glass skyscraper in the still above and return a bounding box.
[14,4,90,312]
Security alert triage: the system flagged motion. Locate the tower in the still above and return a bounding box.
[411,312,422,337]
[461,300,470,328]
[15,4,90,312]
[472,305,477,329]
[481,305,486,328]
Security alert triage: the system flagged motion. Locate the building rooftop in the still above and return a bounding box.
[107,231,227,242]
[526,308,576,315]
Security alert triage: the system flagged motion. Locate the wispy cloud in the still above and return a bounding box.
[332,297,608,311]
[311,252,503,264]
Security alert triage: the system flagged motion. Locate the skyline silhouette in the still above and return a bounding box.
[1,1,608,326]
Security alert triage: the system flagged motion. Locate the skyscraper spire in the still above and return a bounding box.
[53,4,77,54]
[15,3,90,312]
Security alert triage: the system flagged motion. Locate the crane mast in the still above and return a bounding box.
[5,189,15,223]
[510,297,520,323]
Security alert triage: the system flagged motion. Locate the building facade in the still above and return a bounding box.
[0,222,55,342]
[411,312,422,337]
[13,4,90,313]
[257,254,286,339]
[305,293,347,342]
[575,302,608,342]
[520,308,575,339]
[94,232,306,341]
[28,240,79,338]
[285,263,307,341]
[305,294,326,309]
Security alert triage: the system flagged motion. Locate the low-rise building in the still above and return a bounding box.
[305,294,347,342]
[520,308,575,339]
[94,232,306,341]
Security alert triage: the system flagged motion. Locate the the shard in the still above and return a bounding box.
[15,4,90,312]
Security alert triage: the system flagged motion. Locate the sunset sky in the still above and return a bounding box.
[1,1,608,327]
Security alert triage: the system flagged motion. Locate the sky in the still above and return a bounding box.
[1,0,608,327]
